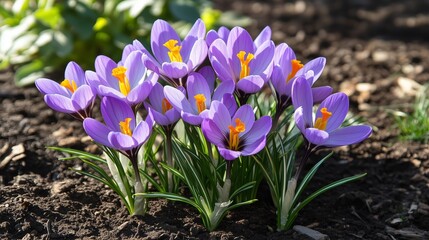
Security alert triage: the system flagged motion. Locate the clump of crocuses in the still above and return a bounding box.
[37,18,372,231]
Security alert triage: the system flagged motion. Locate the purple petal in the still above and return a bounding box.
[323,125,372,147]
[187,72,212,113]
[232,104,255,136]
[198,66,216,93]
[254,26,271,48]
[161,62,188,79]
[181,111,203,125]
[83,118,113,148]
[250,40,274,76]
[312,86,333,103]
[165,108,180,124]
[212,80,235,101]
[97,85,125,99]
[209,39,235,82]
[148,82,165,112]
[201,119,227,148]
[218,147,241,160]
[187,39,208,71]
[94,55,118,87]
[147,105,170,126]
[317,92,349,132]
[220,93,238,116]
[151,19,181,64]
[126,79,153,105]
[71,85,95,110]
[217,27,230,42]
[164,86,194,113]
[101,97,135,132]
[209,100,232,134]
[85,70,102,92]
[206,29,220,47]
[228,27,255,78]
[293,107,306,133]
[297,57,326,83]
[132,120,151,145]
[35,78,70,97]
[242,136,266,156]
[64,61,86,86]
[236,75,265,94]
[108,132,138,151]
[304,128,329,145]
[124,51,146,88]
[242,116,272,144]
[182,19,206,61]
[44,94,75,113]
[291,76,313,127]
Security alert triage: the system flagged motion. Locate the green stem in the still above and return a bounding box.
[166,129,174,192]
[130,153,146,216]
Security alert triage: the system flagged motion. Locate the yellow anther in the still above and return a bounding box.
[286,59,304,82]
[162,98,173,114]
[314,107,332,131]
[237,51,254,79]
[112,66,131,96]
[119,118,133,136]
[60,79,78,93]
[228,118,246,150]
[164,39,183,62]
[194,94,206,113]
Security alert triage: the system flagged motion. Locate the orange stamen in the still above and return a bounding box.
[314,107,332,130]
[60,79,78,93]
[163,39,183,62]
[162,98,173,114]
[194,94,206,113]
[119,118,133,136]
[286,59,304,82]
[228,118,246,150]
[237,51,254,79]
[112,66,131,96]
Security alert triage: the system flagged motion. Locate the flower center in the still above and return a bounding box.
[60,79,78,93]
[237,51,254,79]
[164,39,183,62]
[314,107,332,131]
[119,117,133,136]
[228,118,246,150]
[162,98,173,114]
[194,94,206,114]
[286,59,304,82]
[112,66,131,96]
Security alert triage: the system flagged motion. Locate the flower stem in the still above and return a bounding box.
[130,153,146,216]
[165,128,174,192]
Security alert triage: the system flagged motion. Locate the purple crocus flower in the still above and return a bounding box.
[85,51,157,108]
[208,26,274,97]
[206,26,271,48]
[144,82,181,127]
[201,101,272,160]
[271,43,332,107]
[291,77,372,147]
[35,61,95,120]
[164,71,234,125]
[83,97,152,155]
[141,19,208,86]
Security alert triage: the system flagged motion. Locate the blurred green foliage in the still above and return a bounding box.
[0,0,251,86]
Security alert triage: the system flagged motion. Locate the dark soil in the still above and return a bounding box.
[2,0,429,239]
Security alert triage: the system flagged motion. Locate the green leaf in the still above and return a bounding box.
[14,60,45,86]
[169,2,200,23]
[34,6,62,28]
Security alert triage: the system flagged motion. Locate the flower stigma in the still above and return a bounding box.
[228,118,246,150]
[287,59,304,82]
[194,94,206,113]
[61,79,78,93]
[164,39,183,62]
[162,98,173,114]
[314,107,332,130]
[119,117,133,136]
[112,66,131,96]
[237,51,254,79]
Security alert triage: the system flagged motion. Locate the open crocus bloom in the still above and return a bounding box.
[208,26,275,94]
[86,51,157,108]
[271,43,332,104]
[35,61,95,118]
[291,77,372,147]
[141,19,207,84]
[144,82,181,126]
[202,101,272,160]
[83,97,152,153]
[164,71,234,125]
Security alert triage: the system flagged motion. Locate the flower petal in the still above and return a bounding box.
[312,86,333,103]
[83,118,113,148]
[101,97,135,132]
[242,116,271,144]
[148,82,165,112]
[297,57,326,83]
[209,39,235,82]
[186,72,212,113]
[94,55,118,87]
[218,147,241,160]
[132,120,151,144]
[71,85,95,110]
[201,119,227,148]
[212,80,235,101]
[64,61,86,86]
[250,40,274,77]
[108,132,138,151]
[228,27,255,79]
[232,104,255,136]
[291,76,313,127]
[323,125,372,147]
[317,92,349,132]
[126,79,154,105]
[44,94,75,113]
[161,62,188,79]
[181,111,203,125]
[209,100,232,134]
[242,136,266,156]
[236,75,265,94]
[254,26,271,47]
[151,19,181,64]
[35,78,70,96]
[124,51,146,88]
[303,128,329,145]
[164,86,194,113]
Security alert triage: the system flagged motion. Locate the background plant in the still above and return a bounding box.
[0,0,250,86]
